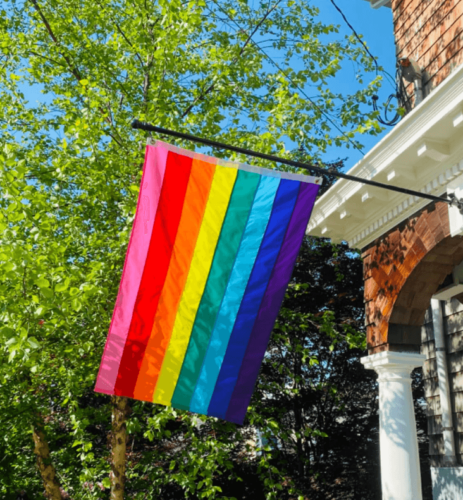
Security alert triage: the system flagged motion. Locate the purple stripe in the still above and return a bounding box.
[224,182,320,424]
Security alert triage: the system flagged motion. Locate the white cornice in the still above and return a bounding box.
[307,63,463,249]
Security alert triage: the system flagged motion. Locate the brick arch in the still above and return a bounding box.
[362,201,463,354]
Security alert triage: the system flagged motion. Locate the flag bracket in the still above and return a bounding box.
[131,119,463,211]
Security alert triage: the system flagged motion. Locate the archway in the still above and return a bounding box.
[362,201,463,354]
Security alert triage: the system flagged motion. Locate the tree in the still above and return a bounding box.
[249,238,381,500]
[0,0,385,498]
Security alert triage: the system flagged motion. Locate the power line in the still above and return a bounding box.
[208,0,366,155]
[253,45,366,155]
[329,0,379,73]
[329,0,411,127]
[329,0,396,88]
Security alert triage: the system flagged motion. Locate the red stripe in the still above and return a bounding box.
[114,151,193,397]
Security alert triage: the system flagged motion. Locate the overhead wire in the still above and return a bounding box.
[208,0,366,155]
[329,0,396,88]
[329,0,410,126]
[252,46,366,155]
[132,6,463,214]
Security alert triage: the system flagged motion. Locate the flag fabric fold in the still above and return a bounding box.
[95,140,321,425]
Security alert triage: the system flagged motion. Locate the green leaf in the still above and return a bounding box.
[27,337,40,349]
[0,0,383,492]
[35,278,50,289]
[71,298,82,311]
[55,281,69,292]
[3,262,15,272]
[41,287,53,299]
[0,327,15,339]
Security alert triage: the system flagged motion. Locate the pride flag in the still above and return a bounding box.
[95,140,321,424]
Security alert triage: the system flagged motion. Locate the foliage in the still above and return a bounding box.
[245,239,381,500]
[0,0,387,498]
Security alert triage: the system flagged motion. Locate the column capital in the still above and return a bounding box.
[360,351,426,372]
[361,351,425,378]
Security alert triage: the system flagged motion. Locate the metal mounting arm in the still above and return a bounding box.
[131,120,463,210]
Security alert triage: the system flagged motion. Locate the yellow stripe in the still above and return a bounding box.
[153,164,238,405]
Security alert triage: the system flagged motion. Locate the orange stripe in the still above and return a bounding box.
[133,158,216,401]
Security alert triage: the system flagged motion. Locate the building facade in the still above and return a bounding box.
[308,0,463,498]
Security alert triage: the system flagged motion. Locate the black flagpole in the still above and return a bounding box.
[131,119,462,210]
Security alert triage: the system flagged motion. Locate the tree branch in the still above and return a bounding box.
[29,0,83,82]
[114,22,144,67]
[181,2,280,118]
[28,50,66,68]
[29,0,127,149]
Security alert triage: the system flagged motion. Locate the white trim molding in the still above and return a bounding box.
[361,351,426,500]
[307,63,463,249]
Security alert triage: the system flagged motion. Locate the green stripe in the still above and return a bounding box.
[171,169,260,410]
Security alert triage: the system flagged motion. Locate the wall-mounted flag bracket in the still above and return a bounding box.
[131,120,463,211]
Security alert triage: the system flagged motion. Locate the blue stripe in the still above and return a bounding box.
[206,179,300,419]
[189,176,280,415]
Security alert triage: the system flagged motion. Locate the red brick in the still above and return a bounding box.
[364,277,380,301]
[432,241,462,257]
[409,307,429,325]
[420,20,463,68]
[410,236,428,261]
[397,290,416,308]
[396,0,459,52]
[393,0,463,92]
[451,247,463,265]
[390,305,413,324]
[364,200,462,354]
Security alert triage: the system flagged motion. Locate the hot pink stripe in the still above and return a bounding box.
[94,144,168,394]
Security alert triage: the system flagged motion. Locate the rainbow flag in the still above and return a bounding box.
[95,140,321,424]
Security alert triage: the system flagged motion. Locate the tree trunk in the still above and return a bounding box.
[32,424,63,500]
[110,396,130,500]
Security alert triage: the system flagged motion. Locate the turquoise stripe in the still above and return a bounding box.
[171,170,260,410]
[189,175,280,415]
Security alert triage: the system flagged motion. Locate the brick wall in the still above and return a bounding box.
[363,201,463,353]
[392,0,463,96]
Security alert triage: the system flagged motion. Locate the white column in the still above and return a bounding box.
[361,351,426,500]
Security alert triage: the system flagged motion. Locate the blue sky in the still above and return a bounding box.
[314,0,396,166]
